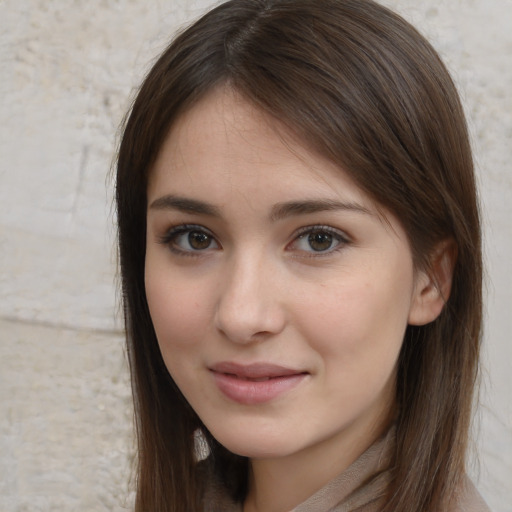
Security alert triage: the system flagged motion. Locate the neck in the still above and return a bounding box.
[243,417,391,512]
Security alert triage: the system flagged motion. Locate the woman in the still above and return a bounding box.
[116,0,490,510]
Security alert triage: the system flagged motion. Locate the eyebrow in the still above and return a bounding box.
[270,199,373,221]
[149,194,372,220]
[149,195,221,217]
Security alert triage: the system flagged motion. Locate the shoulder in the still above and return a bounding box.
[450,475,491,512]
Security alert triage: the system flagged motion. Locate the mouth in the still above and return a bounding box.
[209,362,308,405]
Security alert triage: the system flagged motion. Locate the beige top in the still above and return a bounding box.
[203,429,491,512]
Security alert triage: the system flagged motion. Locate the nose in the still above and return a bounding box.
[214,253,286,344]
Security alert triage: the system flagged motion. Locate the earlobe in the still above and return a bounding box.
[408,239,457,326]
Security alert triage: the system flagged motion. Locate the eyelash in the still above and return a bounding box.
[290,225,350,257]
[157,224,219,257]
[157,224,351,257]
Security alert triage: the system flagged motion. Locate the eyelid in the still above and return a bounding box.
[156,223,350,257]
[293,224,350,240]
[157,223,211,243]
[287,224,351,255]
[157,223,220,255]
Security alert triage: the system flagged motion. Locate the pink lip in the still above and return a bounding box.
[209,362,308,405]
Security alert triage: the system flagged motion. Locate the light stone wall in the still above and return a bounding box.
[0,1,510,511]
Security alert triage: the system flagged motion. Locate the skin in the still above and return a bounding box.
[144,87,443,512]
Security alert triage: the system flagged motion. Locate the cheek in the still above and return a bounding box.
[298,273,411,420]
[294,265,413,366]
[145,265,212,351]
[145,270,215,402]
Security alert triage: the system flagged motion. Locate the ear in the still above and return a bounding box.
[408,238,457,326]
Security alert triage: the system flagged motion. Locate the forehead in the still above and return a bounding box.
[148,86,373,210]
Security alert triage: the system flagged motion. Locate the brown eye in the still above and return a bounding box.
[289,226,348,255]
[159,225,220,254]
[308,231,334,252]
[188,231,212,250]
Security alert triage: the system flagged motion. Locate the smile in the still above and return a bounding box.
[209,362,308,405]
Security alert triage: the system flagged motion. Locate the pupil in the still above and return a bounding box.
[189,231,210,249]
[308,232,332,251]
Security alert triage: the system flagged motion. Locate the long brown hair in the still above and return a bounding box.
[116,1,482,510]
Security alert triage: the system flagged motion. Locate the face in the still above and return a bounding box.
[145,87,426,464]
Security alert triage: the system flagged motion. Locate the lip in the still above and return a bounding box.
[209,362,308,405]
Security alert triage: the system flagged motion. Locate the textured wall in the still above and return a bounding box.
[0,1,510,511]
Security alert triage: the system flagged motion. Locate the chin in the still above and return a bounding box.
[211,427,299,459]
